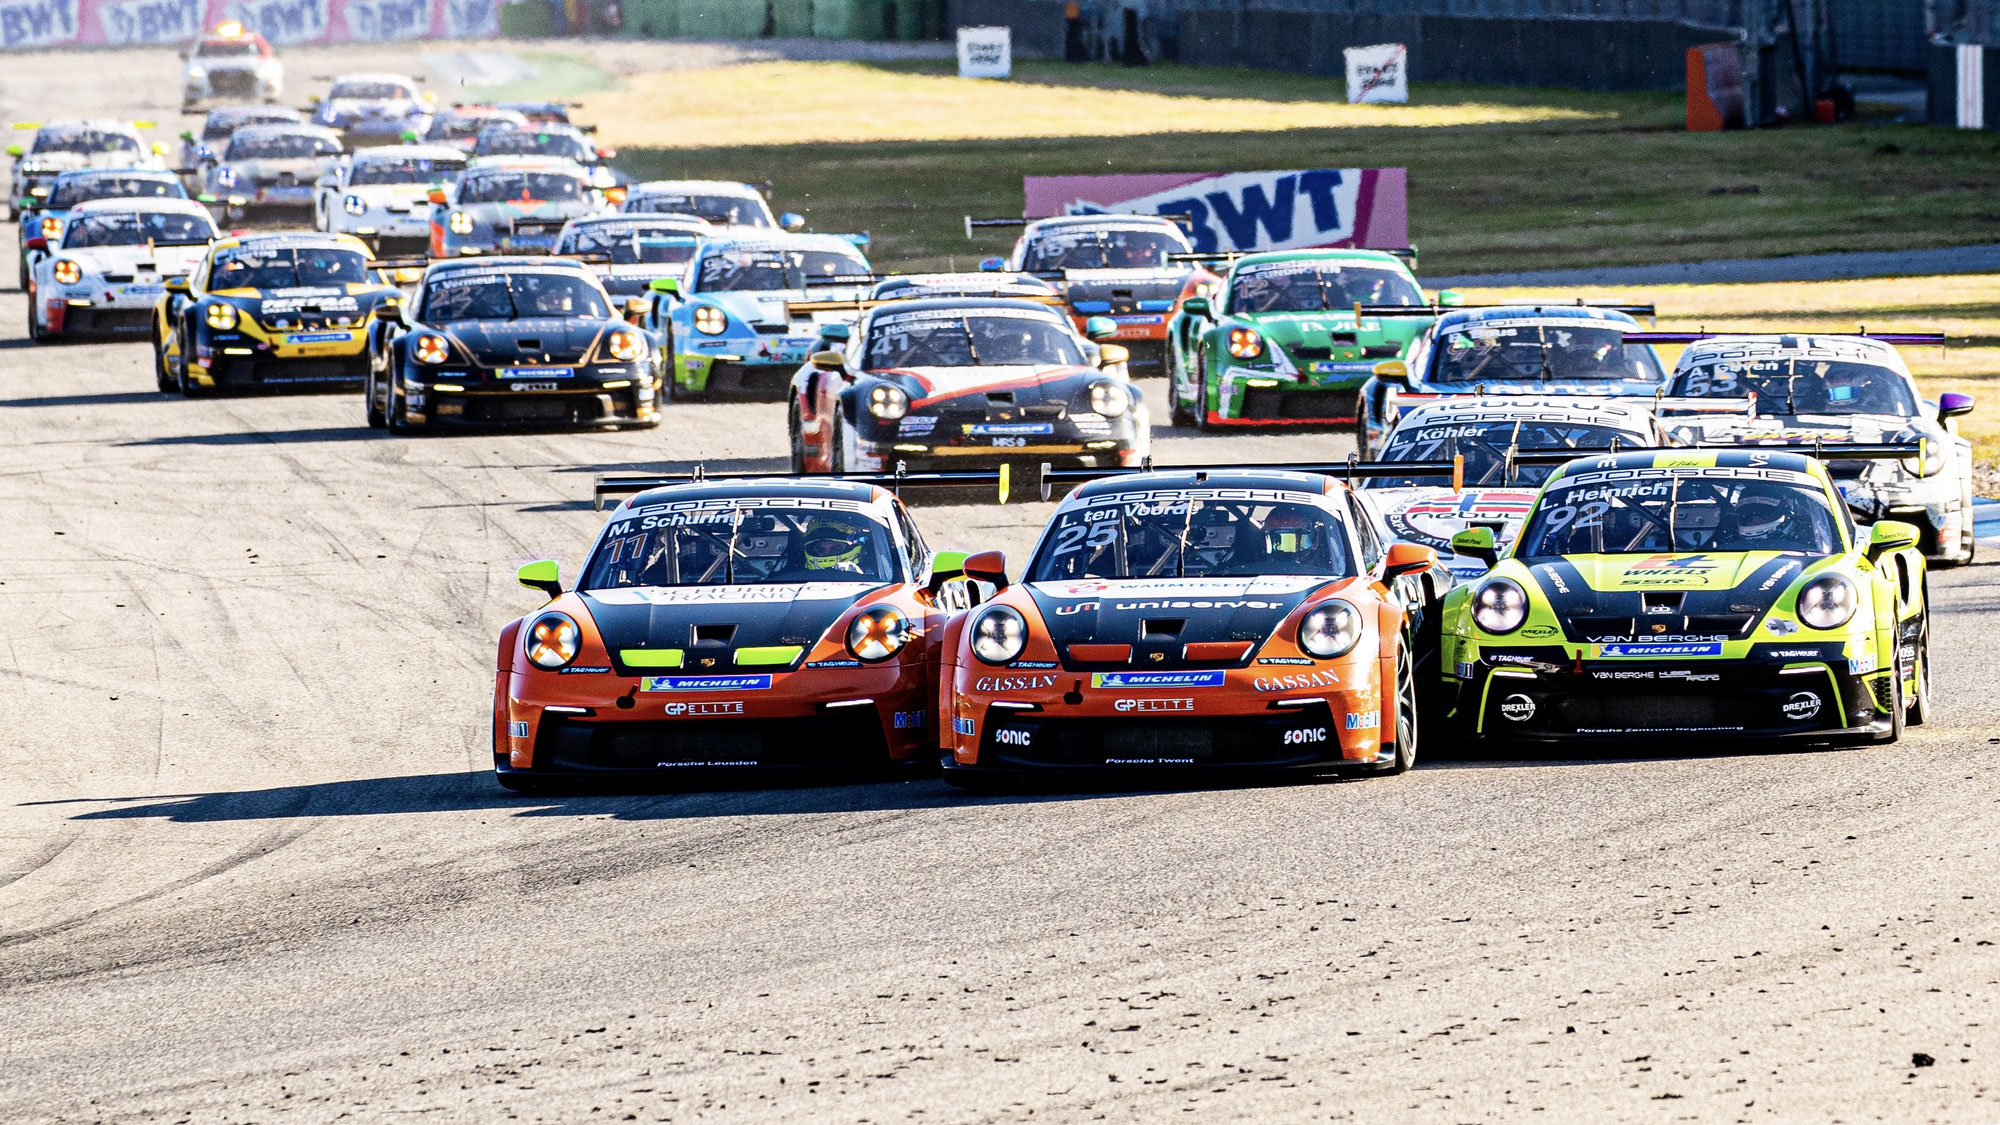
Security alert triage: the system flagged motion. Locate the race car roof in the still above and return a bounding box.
[863,296,1071,321]
[1543,447,1825,484]
[463,155,591,174]
[1027,214,1183,233]
[1067,468,1338,502]
[350,144,464,163]
[1434,305,1641,331]
[1675,334,1905,365]
[630,179,764,198]
[1227,247,1412,272]
[700,232,870,255]
[1394,396,1659,429]
[69,195,213,217]
[229,122,341,142]
[620,477,890,510]
[425,255,594,276]
[217,231,372,253]
[52,166,179,182]
[565,213,710,232]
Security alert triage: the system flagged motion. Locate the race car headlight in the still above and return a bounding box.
[1088,379,1131,417]
[847,606,910,662]
[52,259,81,285]
[692,304,728,335]
[524,611,580,670]
[1471,578,1528,635]
[970,606,1027,665]
[216,166,238,188]
[1298,600,1363,659]
[413,333,451,365]
[38,215,59,241]
[447,210,474,235]
[1797,574,1857,630]
[205,302,237,330]
[604,327,642,362]
[343,193,368,216]
[1227,328,1263,359]
[187,65,206,78]
[866,383,909,420]
[1899,435,1947,478]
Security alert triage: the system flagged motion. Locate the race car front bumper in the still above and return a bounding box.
[1205,360,1376,427]
[676,352,809,400]
[191,323,371,389]
[402,381,659,427]
[39,287,161,336]
[852,410,1145,473]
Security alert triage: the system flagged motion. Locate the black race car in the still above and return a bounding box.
[365,256,660,430]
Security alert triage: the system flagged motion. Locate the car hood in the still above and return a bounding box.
[438,316,605,365]
[707,289,869,328]
[582,583,878,673]
[347,183,436,205]
[67,243,208,275]
[22,152,130,175]
[325,99,421,119]
[1372,486,1538,578]
[1240,310,1425,359]
[880,364,1099,407]
[1516,552,1833,642]
[1024,575,1333,667]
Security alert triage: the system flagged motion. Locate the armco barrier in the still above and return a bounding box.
[0,0,498,47]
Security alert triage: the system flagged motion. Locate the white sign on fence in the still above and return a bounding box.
[957,25,1011,79]
[1344,42,1407,104]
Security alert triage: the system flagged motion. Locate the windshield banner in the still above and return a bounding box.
[1,0,492,46]
[1020,169,1407,255]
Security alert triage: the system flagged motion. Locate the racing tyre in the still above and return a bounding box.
[1168,370,1195,428]
[1883,640,1907,744]
[26,293,44,344]
[1905,620,1931,727]
[1375,642,1419,775]
[788,402,807,473]
[364,367,386,429]
[175,337,211,398]
[830,417,852,473]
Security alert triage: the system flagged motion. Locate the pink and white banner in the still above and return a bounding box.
[1022,169,1408,255]
[0,0,494,48]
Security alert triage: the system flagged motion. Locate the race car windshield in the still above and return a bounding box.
[474,130,592,161]
[1021,229,1182,271]
[349,157,463,185]
[330,81,412,100]
[583,507,901,587]
[211,245,368,289]
[1430,324,1664,384]
[227,133,340,160]
[422,272,609,321]
[47,176,184,209]
[196,39,259,57]
[1029,498,1355,580]
[1519,474,1840,557]
[456,172,587,203]
[560,224,698,263]
[203,110,295,139]
[1230,263,1422,312]
[696,249,870,292]
[428,112,526,141]
[33,129,140,156]
[63,211,214,248]
[864,312,1084,368]
[629,193,770,226]
[1668,359,1919,417]
[1367,420,1645,488]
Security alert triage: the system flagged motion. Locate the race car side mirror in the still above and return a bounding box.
[963,549,1009,591]
[22,236,44,252]
[926,549,969,592]
[1866,519,1919,563]
[1372,359,1410,385]
[1938,392,1975,420]
[649,276,680,297]
[810,349,847,371]
[1097,343,1130,368]
[1450,527,1498,568]
[1435,289,1465,307]
[622,297,648,323]
[517,560,563,600]
[5,144,21,157]
[1383,541,1437,580]
[1082,315,1118,341]
[373,302,402,321]
[163,276,191,293]
[818,323,851,342]
[427,189,447,204]
[977,256,1005,272]
[1180,296,1211,318]
[780,211,805,231]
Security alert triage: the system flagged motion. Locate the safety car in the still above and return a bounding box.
[1355,304,1666,456]
[787,297,1149,474]
[621,179,800,230]
[1165,248,1439,429]
[554,214,710,298]
[1438,446,1931,747]
[493,470,989,790]
[938,464,1445,786]
[365,256,658,430]
[650,232,873,399]
[7,120,164,219]
[309,73,434,148]
[201,123,343,218]
[16,167,186,289]
[151,231,403,395]
[470,123,617,186]
[428,157,607,257]
[314,145,467,255]
[970,213,1214,375]
[179,23,283,111]
[1651,333,1977,565]
[28,198,216,342]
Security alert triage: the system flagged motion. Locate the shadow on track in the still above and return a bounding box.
[0,390,176,409]
[118,427,378,446]
[551,456,787,476]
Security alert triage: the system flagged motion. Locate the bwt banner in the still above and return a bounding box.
[1022,169,1408,254]
[1,0,492,47]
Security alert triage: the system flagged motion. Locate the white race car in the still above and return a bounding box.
[315,145,467,256]
[621,179,801,231]
[205,123,344,217]
[27,197,216,342]
[1358,396,1668,583]
[310,73,434,148]
[180,23,284,111]
[1657,333,1978,564]
[7,120,164,219]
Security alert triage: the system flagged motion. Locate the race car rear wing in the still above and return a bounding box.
[1502,440,1924,471]
[1620,330,1947,345]
[593,463,1011,510]
[964,213,1197,239]
[1037,457,1458,501]
[1361,299,1656,318]
[1384,387,1758,417]
[785,291,1068,316]
[1168,247,1421,268]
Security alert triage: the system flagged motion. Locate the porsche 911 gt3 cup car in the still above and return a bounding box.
[203,123,343,217]
[29,198,215,342]
[969,213,1214,375]
[1439,446,1932,746]
[152,232,403,395]
[1355,304,1666,456]
[310,73,434,148]
[180,23,283,111]
[429,157,608,257]
[788,297,1149,474]
[621,179,800,230]
[494,470,991,790]
[471,123,616,186]
[424,105,529,150]
[868,272,1059,303]
[1360,397,1667,582]
[653,233,874,399]
[1165,249,1439,429]
[366,256,658,430]
[177,105,301,189]
[7,120,164,219]
[314,145,467,255]
[938,464,1445,786]
[16,167,185,289]
[555,214,709,298]
[1653,333,1977,564]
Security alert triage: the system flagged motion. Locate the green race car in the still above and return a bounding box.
[1438,447,1930,747]
[1164,248,1446,429]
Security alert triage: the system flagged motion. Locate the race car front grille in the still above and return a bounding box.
[534,712,887,772]
[1239,386,1358,423]
[700,362,795,401]
[462,395,609,425]
[1871,674,1895,713]
[210,70,258,96]
[1117,339,1166,374]
[56,309,152,336]
[1554,693,1764,732]
[979,704,1343,770]
[212,356,366,388]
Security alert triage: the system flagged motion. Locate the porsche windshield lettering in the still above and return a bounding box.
[1522,474,1840,557]
[585,505,899,588]
[863,311,1083,369]
[1032,497,1352,580]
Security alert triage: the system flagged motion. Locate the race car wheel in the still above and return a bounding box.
[830,417,852,473]
[152,327,176,393]
[174,336,211,398]
[1376,641,1418,775]
[1884,640,1907,744]
[1353,413,1372,459]
[364,368,386,429]
[1905,620,1931,727]
[788,402,807,473]
[1168,371,1195,427]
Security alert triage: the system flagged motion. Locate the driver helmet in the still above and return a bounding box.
[1820,362,1870,404]
[803,515,867,572]
[1731,494,1790,541]
[1260,508,1318,557]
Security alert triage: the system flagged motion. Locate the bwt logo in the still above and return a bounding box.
[0,0,78,47]
[1282,727,1327,745]
[104,0,202,44]
[1157,171,1351,255]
